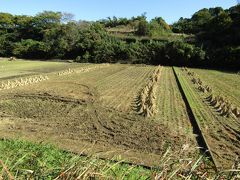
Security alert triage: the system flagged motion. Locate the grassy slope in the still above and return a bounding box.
[107,25,187,41]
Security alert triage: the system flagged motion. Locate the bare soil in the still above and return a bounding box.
[0,74,197,166]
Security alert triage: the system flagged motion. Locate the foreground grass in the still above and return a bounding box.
[0,139,152,179]
[0,139,239,179]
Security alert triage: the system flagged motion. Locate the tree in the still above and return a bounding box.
[136,19,149,36]
[0,13,14,30]
[191,8,212,32]
[13,39,47,59]
[209,11,232,31]
[61,12,75,23]
[152,17,171,30]
[172,18,193,33]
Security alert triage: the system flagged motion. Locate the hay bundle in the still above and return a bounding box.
[206,94,214,102]
[138,101,146,114]
[58,68,74,76]
[191,78,197,84]
[197,78,202,85]
[198,85,206,93]
[0,74,49,90]
[232,107,240,118]
[9,57,16,61]
[217,102,226,113]
[215,100,225,111]
[205,86,212,93]
[225,104,235,118]
[221,105,230,117]
[210,96,219,106]
[135,66,162,117]
[181,67,188,72]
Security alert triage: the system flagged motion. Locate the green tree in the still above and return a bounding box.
[191,8,212,32]
[136,19,149,36]
[0,13,14,30]
[13,39,47,58]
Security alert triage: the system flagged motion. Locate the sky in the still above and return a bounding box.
[0,0,238,24]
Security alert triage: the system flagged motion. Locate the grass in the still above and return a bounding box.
[2,139,235,179]
[0,139,153,179]
[154,67,195,138]
[95,65,155,112]
[0,58,86,80]
[190,68,240,107]
[174,67,240,170]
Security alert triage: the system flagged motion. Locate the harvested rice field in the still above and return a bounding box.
[0,59,239,171]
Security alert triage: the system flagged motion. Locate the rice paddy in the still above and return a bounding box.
[0,59,239,178]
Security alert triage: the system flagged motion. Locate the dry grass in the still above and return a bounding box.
[57,64,110,76]
[0,75,49,90]
[183,67,239,119]
[135,66,162,117]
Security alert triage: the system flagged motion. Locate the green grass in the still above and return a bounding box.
[0,58,85,80]
[0,139,152,179]
[0,139,236,179]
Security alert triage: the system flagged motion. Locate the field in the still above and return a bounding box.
[174,67,240,170]
[0,59,239,177]
[190,68,240,107]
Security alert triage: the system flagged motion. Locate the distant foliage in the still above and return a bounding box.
[172,5,240,69]
[136,20,150,36]
[0,6,239,68]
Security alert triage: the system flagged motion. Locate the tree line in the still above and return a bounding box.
[172,5,240,69]
[0,5,239,69]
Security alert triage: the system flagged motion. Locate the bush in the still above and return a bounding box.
[13,39,48,59]
[164,41,205,66]
[136,20,150,36]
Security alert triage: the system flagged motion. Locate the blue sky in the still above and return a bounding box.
[0,0,237,23]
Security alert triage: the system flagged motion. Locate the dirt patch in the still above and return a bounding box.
[0,85,196,166]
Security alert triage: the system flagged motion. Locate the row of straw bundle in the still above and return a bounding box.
[182,67,240,119]
[58,64,110,76]
[136,66,162,117]
[206,94,240,118]
[0,75,49,90]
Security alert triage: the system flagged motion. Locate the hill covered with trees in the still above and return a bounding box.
[0,5,239,69]
[173,5,240,68]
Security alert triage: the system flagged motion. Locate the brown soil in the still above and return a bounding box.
[0,79,196,166]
